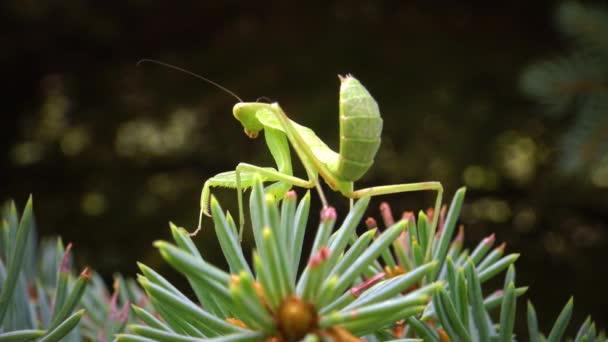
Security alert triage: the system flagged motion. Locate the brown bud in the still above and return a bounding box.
[276,296,318,341]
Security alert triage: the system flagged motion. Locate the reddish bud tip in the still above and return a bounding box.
[80,267,90,279]
[285,190,297,200]
[450,226,464,249]
[59,243,73,273]
[321,207,337,222]
[440,205,447,227]
[498,242,506,252]
[351,272,385,297]
[401,211,415,223]
[365,217,377,230]
[319,247,330,259]
[392,324,405,338]
[380,202,394,227]
[492,289,504,297]
[309,247,330,267]
[28,284,37,301]
[456,225,465,241]
[483,233,496,245]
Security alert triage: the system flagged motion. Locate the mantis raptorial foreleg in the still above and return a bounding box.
[198,162,323,240]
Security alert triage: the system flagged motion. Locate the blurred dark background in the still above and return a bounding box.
[2,0,607,336]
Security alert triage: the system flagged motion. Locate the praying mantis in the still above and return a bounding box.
[137,60,443,241]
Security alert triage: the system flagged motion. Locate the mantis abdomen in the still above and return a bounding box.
[329,75,383,181]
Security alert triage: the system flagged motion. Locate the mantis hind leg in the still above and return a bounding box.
[348,181,444,257]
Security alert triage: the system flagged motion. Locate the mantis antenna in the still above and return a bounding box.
[136,59,243,102]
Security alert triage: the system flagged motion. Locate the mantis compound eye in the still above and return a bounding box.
[244,128,259,139]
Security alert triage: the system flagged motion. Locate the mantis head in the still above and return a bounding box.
[233,102,272,139]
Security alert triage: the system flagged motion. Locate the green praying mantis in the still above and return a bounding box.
[138,60,443,241]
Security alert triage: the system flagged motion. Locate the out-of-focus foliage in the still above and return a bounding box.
[0,198,87,340]
[79,273,151,341]
[0,198,152,341]
[521,2,608,181]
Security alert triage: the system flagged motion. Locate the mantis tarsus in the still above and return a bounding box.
[138,60,443,241]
